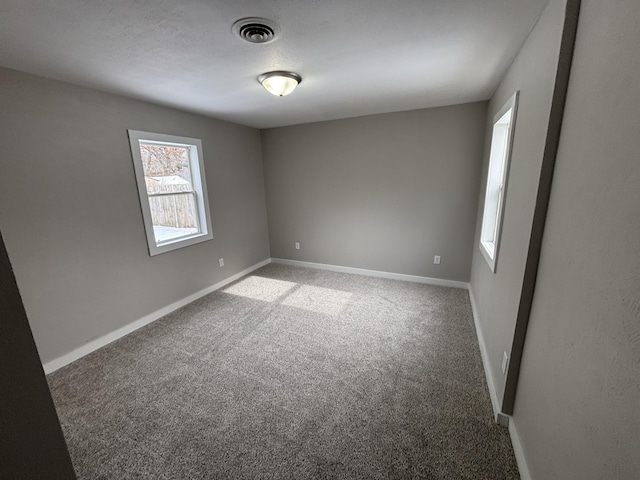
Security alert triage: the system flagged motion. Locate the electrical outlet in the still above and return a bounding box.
[502,351,509,375]
[295,242,300,250]
[219,258,224,267]
[434,255,441,265]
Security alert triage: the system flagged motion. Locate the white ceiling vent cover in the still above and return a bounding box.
[232,18,280,44]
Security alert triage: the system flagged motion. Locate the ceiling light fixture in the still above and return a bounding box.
[258,71,302,97]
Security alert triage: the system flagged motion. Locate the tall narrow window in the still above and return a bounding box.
[479,92,519,272]
[128,130,213,256]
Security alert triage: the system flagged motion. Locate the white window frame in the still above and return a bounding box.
[479,91,519,273]
[128,130,213,256]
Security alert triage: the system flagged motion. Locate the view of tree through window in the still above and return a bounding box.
[139,143,200,243]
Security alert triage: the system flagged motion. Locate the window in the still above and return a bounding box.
[479,91,519,272]
[128,130,213,256]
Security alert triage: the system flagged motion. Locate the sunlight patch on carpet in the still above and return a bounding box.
[223,275,297,302]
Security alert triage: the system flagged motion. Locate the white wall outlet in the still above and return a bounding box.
[434,255,441,265]
[295,242,300,250]
[502,351,509,375]
[219,258,224,267]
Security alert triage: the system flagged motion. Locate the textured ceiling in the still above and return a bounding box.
[0,0,548,128]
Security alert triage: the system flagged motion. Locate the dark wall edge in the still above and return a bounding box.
[501,0,582,415]
[0,230,76,479]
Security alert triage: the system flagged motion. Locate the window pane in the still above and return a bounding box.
[479,91,518,272]
[139,144,194,194]
[148,192,199,243]
[482,121,510,245]
[138,143,200,244]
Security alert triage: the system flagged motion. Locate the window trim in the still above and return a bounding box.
[479,91,519,273]
[128,130,213,256]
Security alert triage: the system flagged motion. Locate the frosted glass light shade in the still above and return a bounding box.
[258,71,302,96]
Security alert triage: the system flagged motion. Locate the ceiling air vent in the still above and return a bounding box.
[232,18,280,44]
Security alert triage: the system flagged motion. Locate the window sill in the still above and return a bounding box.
[480,240,497,273]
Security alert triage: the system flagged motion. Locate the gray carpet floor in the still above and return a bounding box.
[48,264,520,479]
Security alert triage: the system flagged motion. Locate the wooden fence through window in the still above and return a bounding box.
[147,184,198,229]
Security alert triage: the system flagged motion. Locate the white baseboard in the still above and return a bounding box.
[270,258,469,289]
[43,258,271,374]
[469,286,532,479]
[468,286,502,422]
[509,419,532,480]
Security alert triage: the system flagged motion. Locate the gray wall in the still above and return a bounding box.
[262,103,487,282]
[0,68,270,364]
[513,0,640,477]
[0,231,76,479]
[469,0,566,406]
